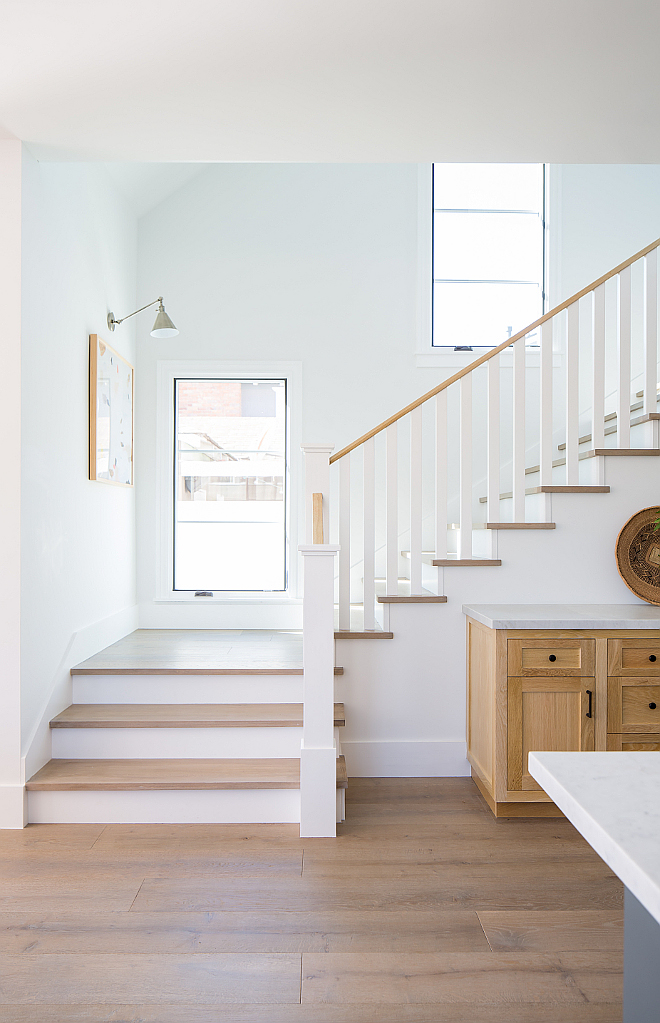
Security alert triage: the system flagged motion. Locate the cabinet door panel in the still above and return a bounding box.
[508,677,595,791]
[607,677,660,732]
[508,639,595,676]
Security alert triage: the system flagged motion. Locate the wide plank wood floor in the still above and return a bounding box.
[0,778,623,1022]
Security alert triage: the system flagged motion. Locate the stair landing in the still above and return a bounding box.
[72,629,307,674]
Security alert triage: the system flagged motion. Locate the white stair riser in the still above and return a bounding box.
[28,788,301,824]
[72,674,304,704]
[51,726,306,759]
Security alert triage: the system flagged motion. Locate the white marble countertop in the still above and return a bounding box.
[529,751,660,925]
[462,603,660,630]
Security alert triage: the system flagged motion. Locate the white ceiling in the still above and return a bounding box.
[1,0,659,162]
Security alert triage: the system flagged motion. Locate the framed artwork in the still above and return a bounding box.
[89,334,134,486]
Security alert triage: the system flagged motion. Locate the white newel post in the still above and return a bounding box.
[299,444,339,838]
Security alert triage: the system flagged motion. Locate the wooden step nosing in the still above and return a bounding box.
[377,595,447,603]
[486,522,556,529]
[71,666,344,676]
[531,485,610,494]
[432,559,502,567]
[334,631,393,639]
[591,448,660,456]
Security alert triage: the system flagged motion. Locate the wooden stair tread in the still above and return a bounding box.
[334,630,393,639]
[486,522,555,529]
[480,485,610,503]
[71,665,344,676]
[531,485,610,494]
[591,447,660,456]
[50,703,346,729]
[377,593,447,603]
[433,559,501,566]
[26,756,348,791]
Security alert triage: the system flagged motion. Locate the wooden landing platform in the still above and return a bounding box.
[72,630,343,675]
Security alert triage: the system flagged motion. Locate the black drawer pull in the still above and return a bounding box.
[650,703,657,710]
[548,654,557,662]
[650,655,657,662]
[586,689,593,718]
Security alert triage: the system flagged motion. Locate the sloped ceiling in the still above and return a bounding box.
[101,163,209,218]
[2,0,659,162]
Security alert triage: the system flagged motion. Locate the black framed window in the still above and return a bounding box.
[432,164,545,349]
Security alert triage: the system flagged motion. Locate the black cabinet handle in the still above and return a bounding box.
[586,690,593,718]
[548,654,557,662]
[650,655,657,662]
[650,703,657,710]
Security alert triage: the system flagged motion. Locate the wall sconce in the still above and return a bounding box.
[107,297,179,338]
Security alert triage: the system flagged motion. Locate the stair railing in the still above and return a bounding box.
[324,237,660,629]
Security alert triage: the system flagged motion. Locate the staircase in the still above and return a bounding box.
[325,236,660,626]
[24,237,660,836]
[26,631,347,826]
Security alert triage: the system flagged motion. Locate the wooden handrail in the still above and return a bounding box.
[329,236,660,464]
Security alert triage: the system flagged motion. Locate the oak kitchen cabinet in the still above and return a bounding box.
[464,605,660,817]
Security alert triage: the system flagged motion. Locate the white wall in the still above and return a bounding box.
[20,154,139,788]
[548,164,660,306]
[135,163,452,624]
[0,142,24,826]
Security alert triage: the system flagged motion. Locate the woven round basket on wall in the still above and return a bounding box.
[616,507,660,606]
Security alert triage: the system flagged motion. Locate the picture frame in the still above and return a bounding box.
[89,334,134,486]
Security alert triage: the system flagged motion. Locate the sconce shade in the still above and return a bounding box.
[151,302,179,338]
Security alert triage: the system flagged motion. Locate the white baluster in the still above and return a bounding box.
[540,317,553,488]
[458,376,472,559]
[338,454,351,631]
[617,266,632,448]
[644,249,658,427]
[487,355,500,524]
[592,285,606,449]
[566,302,579,483]
[435,390,447,559]
[512,337,525,522]
[409,407,423,595]
[385,423,398,596]
[363,437,375,630]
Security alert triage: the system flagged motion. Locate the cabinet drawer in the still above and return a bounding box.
[608,638,660,675]
[607,677,660,732]
[607,733,660,751]
[508,639,595,676]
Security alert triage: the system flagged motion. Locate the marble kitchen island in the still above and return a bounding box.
[530,751,660,1023]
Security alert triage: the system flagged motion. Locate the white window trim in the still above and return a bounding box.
[155,359,303,604]
[416,164,477,369]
